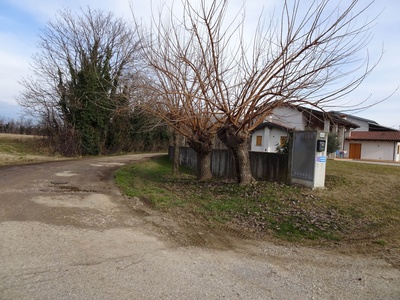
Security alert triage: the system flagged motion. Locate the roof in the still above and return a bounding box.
[281,104,360,128]
[347,131,400,141]
[368,123,399,132]
[330,111,378,124]
[330,111,397,131]
[309,110,360,128]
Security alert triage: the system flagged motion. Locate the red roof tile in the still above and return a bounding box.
[347,131,400,141]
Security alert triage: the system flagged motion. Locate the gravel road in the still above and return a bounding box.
[0,154,399,299]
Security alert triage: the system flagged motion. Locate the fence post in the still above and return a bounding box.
[286,131,293,184]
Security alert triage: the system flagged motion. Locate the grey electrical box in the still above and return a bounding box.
[291,131,328,189]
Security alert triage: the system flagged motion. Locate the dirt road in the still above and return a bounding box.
[0,154,399,299]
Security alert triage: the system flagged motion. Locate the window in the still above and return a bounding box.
[256,135,263,146]
[280,136,288,147]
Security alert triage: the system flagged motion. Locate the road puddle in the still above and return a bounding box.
[55,171,78,177]
[90,162,125,167]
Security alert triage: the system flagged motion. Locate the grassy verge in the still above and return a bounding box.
[116,156,400,253]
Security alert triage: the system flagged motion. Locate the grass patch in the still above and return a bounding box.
[372,240,387,246]
[115,156,400,245]
[312,160,400,264]
[115,156,187,208]
[315,160,400,232]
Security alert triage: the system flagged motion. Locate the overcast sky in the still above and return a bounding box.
[0,0,399,129]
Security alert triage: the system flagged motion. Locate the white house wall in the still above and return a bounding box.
[269,128,287,152]
[395,142,400,162]
[271,107,305,130]
[362,141,394,160]
[251,128,266,152]
[344,116,369,131]
[251,127,288,152]
[344,140,395,161]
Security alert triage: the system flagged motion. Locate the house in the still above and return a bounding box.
[330,113,400,161]
[250,104,359,153]
[344,131,400,162]
[251,104,400,162]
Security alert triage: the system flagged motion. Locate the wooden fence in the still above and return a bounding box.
[169,146,289,183]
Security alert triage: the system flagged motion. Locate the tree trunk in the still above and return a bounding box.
[231,141,253,184]
[187,133,214,181]
[217,122,254,185]
[196,151,212,181]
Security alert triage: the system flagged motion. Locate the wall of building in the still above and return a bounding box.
[251,128,267,152]
[344,140,395,161]
[271,107,305,129]
[395,142,400,162]
[361,141,394,160]
[345,117,369,131]
[251,127,288,152]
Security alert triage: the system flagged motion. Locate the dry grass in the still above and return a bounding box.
[0,133,66,166]
[312,160,400,265]
[0,133,39,140]
[317,161,400,233]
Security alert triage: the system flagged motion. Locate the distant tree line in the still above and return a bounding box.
[0,117,41,135]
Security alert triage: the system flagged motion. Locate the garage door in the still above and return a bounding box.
[349,143,361,159]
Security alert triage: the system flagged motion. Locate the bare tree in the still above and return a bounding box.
[139,69,218,180]
[214,0,379,184]
[138,0,379,184]
[136,6,223,180]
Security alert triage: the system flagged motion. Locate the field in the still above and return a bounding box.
[0,133,66,166]
[116,156,400,267]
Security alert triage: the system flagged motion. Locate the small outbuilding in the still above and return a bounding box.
[344,131,400,162]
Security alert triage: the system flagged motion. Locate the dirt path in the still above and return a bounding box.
[0,154,399,299]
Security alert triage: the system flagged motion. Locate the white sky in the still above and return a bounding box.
[0,0,399,129]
